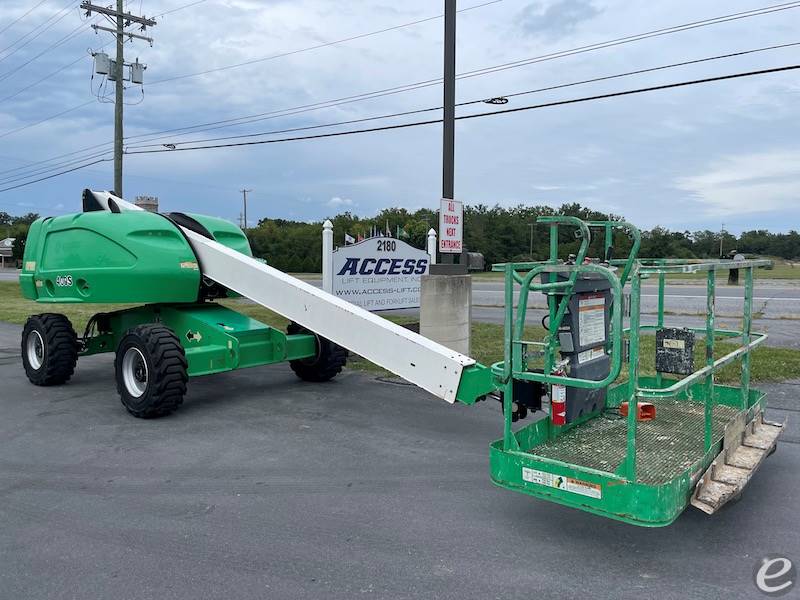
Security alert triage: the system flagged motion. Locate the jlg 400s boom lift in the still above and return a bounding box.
[18,191,783,526]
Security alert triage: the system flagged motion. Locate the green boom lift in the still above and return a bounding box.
[18,190,784,526]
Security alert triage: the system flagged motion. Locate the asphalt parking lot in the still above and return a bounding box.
[0,321,797,600]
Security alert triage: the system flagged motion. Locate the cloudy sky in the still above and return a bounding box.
[0,0,798,233]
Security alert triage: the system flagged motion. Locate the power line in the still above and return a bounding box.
[0,0,50,38]
[0,0,78,64]
[148,0,800,87]
[0,158,109,193]
[0,0,500,146]
[149,0,503,85]
[49,2,800,150]
[157,0,209,17]
[455,0,800,81]
[0,0,229,106]
[0,51,95,105]
[5,41,794,183]
[2,62,795,193]
[0,100,96,142]
[121,42,800,151]
[0,149,112,186]
[4,0,798,167]
[0,20,94,83]
[117,64,800,156]
[10,30,800,177]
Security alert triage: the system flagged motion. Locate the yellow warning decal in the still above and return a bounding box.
[180,261,199,270]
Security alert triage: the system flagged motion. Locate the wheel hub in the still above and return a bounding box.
[121,347,148,398]
[26,331,44,370]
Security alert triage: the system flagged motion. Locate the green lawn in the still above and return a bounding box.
[1,281,797,384]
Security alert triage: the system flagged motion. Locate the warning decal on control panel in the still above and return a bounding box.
[578,294,605,347]
[663,338,685,350]
[522,467,602,499]
[577,347,605,364]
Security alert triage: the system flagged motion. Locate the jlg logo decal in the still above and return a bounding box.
[55,275,73,287]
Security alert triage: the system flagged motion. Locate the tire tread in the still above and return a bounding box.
[115,324,187,418]
[21,314,78,386]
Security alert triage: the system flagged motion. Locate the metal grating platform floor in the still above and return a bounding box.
[531,399,740,485]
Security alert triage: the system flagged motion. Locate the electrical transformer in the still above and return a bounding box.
[130,61,145,84]
[94,52,110,75]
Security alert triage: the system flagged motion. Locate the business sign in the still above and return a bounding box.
[439,198,463,253]
[332,237,430,310]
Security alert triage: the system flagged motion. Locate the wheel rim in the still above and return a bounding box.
[122,347,148,398]
[26,330,44,370]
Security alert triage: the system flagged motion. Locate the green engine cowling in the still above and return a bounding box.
[20,209,251,304]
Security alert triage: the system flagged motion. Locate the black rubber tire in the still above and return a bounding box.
[114,324,188,418]
[287,322,347,382]
[21,314,78,386]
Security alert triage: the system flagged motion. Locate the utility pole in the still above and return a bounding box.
[114,0,123,197]
[241,189,252,232]
[81,1,155,198]
[529,223,534,258]
[720,223,725,258]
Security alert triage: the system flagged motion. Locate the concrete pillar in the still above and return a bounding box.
[420,273,471,355]
[427,228,437,265]
[322,220,333,293]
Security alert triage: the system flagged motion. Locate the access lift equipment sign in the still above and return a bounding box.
[439,198,463,253]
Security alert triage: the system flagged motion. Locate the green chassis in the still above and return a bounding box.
[81,303,317,376]
[487,217,772,526]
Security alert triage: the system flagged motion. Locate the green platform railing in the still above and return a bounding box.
[491,216,771,483]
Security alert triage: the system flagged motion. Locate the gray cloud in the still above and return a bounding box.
[1,0,799,233]
[517,0,601,38]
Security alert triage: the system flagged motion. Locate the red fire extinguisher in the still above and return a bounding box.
[551,369,567,426]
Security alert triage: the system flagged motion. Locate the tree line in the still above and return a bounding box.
[0,211,40,261]
[250,203,800,272]
[4,205,799,271]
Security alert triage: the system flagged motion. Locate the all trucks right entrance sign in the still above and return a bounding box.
[439,198,463,253]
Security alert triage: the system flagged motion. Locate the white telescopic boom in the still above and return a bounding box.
[87,191,476,403]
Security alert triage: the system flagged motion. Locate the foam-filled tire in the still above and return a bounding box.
[287,322,347,382]
[114,324,187,418]
[21,313,78,386]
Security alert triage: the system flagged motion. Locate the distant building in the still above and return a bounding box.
[0,237,14,268]
[134,196,159,212]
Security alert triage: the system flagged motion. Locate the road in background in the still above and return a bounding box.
[0,321,796,600]
[3,270,799,347]
[470,280,800,320]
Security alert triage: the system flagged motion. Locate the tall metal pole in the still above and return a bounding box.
[113,0,124,197]
[442,0,456,201]
[440,0,457,266]
[241,189,252,232]
[529,223,534,257]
